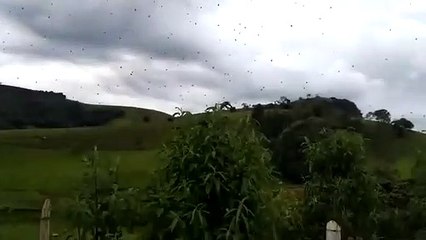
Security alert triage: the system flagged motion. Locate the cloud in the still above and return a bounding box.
[0,0,426,128]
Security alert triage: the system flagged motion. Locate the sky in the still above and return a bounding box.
[1,0,426,129]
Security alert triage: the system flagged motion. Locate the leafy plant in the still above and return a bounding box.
[302,130,380,239]
[142,104,282,240]
[66,147,139,240]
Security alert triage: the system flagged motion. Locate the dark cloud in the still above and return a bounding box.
[0,0,426,129]
[0,0,222,63]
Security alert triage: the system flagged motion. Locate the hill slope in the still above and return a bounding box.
[0,84,171,130]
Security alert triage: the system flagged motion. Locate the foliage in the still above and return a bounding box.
[374,150,426,239]
[391,118,414,138]
[274,96,291,109]
[302,130,380,239]
[272,117,329,183]
[291,97,362,120]
[366,109,391,123]
[392,118,414,130]
[172,107,192,118]
[142,104,281,240]
[66,147,140,240]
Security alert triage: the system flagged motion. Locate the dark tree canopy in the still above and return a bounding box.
[366,109,391,123]
[392,118,414,130]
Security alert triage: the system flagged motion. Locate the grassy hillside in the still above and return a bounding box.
[0,101,173,239]
[0,84,159,130]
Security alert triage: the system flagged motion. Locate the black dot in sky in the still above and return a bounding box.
[134,8,137,11]
[148,15,151,18]
[352,65,355,68]
[415,37,418,40]
[290,24,293,27]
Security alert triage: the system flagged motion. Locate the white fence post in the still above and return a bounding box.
[39,199,51,240]
[326,220,341,240]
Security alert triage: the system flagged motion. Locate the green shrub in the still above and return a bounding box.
[66,147,139,240]
[142,104,282,240]
[302,130,380,239]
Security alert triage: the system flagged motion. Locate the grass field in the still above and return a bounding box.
[0,146,162,238]
[0,106,169,239]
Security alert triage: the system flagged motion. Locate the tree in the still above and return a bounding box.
[391,118,414,137]
[274,96,291,108]
[392,118,414,130]
[142,105,281,240]
[302,130,380,239]
[366,109,391,123]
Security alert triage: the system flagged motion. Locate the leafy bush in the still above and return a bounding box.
[66,147,139,240]
[272,117,329,183]
[302,130,380,239]
[142,104,282,240]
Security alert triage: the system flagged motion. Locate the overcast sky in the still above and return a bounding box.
[1,0,426,129]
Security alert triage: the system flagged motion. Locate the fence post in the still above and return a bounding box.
[326,220,341,240]
[39,199,51,240]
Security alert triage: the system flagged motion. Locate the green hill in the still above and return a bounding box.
[0,84,169,130]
